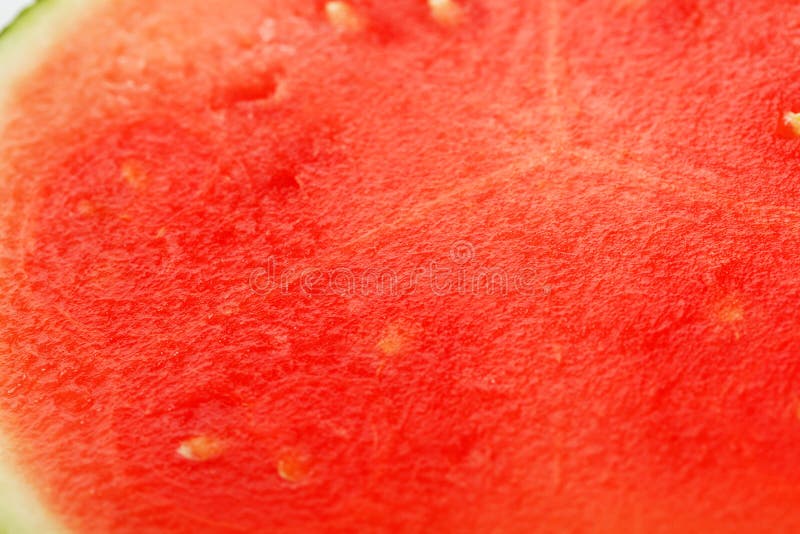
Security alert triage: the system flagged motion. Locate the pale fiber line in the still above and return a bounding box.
[257,150,556,298]
[260,142,800,301]
[337,153,553,252]
[543,0,566,145]
[570,146,800,224]
[327,142,800,261]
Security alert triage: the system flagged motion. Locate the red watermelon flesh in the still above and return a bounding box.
[1,0,800,532]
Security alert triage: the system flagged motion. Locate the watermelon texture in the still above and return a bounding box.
[1,0,800,533]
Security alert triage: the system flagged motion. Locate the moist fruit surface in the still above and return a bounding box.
[1,0,800,532]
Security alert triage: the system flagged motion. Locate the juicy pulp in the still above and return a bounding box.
[1,0,800,532]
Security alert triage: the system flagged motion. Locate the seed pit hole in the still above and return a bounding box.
[213,65,286,109]
[270,167,301,190]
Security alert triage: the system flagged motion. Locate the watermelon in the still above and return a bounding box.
[1,0,800,532]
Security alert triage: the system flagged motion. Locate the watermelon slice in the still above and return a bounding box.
[1,0,800,532]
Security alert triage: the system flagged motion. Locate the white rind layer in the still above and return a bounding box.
[0,0,102,124]
[0,1,104,532]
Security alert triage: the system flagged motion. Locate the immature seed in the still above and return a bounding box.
[428,0,464,26]
[277,450,312,483]
[177,435,224,462]
[784,111,800,137]
[716,297,744,324]
[76,199,94,216]
[377,323,407,357]
[120,160,148,190]
[325,1,365,33]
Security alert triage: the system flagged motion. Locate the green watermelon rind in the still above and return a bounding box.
[0,0,101,117]
[0,2,104,533]
[0,0,52,40]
